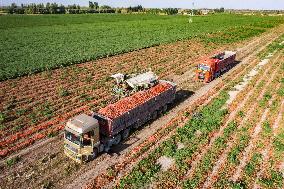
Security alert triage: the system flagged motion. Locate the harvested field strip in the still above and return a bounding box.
[150,52,280,188]
[179,54,280,187]
[83,31,284,189]
[83,38,270,189]
[0,39,209,140]
[114,62,265,188]
[211,60,284,188]
[203,67,282,188]
[183,65,282,188]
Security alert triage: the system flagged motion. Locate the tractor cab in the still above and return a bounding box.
[64,114,100,163]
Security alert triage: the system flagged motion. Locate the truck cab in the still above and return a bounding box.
[196,61,214,83]
[64,114,101,163]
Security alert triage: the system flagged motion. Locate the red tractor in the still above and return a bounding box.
[196,51,236,82]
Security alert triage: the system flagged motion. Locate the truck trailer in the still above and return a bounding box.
[196,51,236,82]
[64,79,176,163]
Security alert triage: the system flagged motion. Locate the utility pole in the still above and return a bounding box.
[192,2,194,16]
[189,1,194,23]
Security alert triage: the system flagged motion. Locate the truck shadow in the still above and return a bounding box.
[223,60,241,75]
[107,89,194,155]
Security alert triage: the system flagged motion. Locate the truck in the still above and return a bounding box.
[64,73,176,163]
[196,51,236,83]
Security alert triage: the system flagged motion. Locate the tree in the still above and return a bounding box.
[89,1,94,9]
[46,2,51,14]
[94,2,99,9]
[164,8,178,15]
[8,3,17,14]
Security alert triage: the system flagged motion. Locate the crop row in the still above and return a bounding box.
[1,14,283,81]
[0,38,209,139]
[212,59,284,188]
[144,50,279,188]
[84,37,268,189]
[114,51,282,188]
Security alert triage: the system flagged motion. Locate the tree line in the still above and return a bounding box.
[1,2,223,15]
[2,2,116,14]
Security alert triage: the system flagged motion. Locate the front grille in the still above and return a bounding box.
[65,143,78,153]
[198,74,205,79]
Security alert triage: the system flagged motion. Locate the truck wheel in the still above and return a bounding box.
[88,148,98,161]
[113,134,121,145]
[122,128,130,140]
[152,111,158,120]
[133,123,139,129]
[162,105,168,113]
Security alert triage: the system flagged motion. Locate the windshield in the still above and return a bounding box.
[198,64,210,71]
[65,130,81,146]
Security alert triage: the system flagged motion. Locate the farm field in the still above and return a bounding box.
[0,13,284,189]
[87,35,284,189]
[1,14,284,159]
[0,14,284,80]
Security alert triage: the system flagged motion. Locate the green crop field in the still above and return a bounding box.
[0,13,283,80]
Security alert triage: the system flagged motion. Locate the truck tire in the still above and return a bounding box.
[113,134,121,145]
[88,148,98,161]
[133,122,140,129]
[162,105,168,113]
[122,128,130,140]
[152,111,158,120]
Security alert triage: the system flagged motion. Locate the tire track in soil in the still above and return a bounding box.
[82,30,284,189]
[200,55,282,189]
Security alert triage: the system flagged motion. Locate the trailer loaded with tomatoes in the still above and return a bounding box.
[64,73,176,163]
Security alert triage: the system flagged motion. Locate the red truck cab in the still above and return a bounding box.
[196,51,236,83]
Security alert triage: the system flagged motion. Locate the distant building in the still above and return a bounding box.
[201,9,210,15]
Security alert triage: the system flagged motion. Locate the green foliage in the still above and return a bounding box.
[273,131,284,153]
[0,14,283,80]
[262,121,272,137]
[119,91,229,188]
[228,127,250,165]
[259,34,284,58]
[259,92,272,107]
[58,87,70,97]
[244,153,262,175]
[118,150,161,189]
[229,181,247,189]
[277,88,284,96]
[259,170,283,188]
[6,156,20,167]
